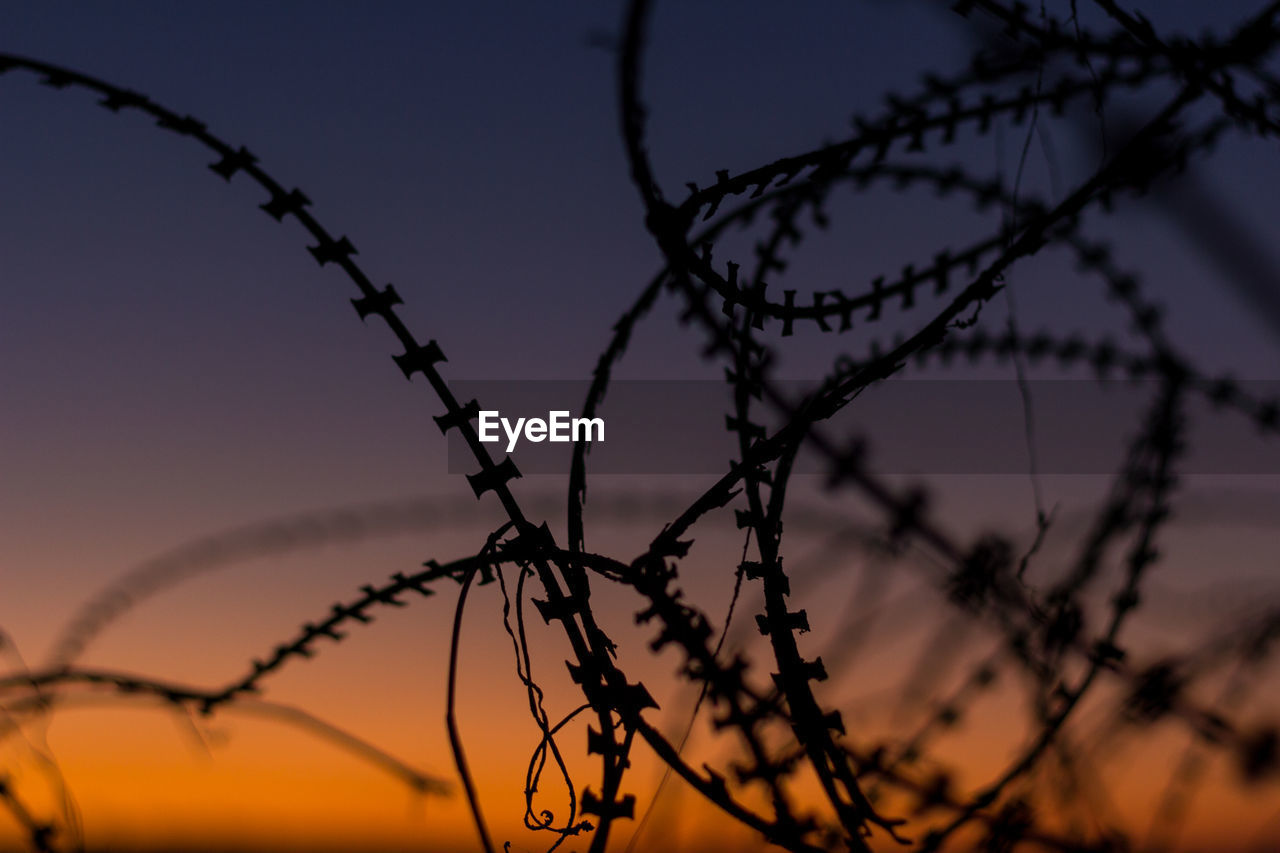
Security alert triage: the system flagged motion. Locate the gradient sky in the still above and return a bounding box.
[2,2,1280,851]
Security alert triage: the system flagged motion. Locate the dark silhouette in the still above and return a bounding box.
[4,1,1280,851]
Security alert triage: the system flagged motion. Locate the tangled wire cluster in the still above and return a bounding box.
[4,1,1280,851]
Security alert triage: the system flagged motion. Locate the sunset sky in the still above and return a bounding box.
[2,1,1280,851]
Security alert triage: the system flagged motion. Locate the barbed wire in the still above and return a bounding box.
[4,1,1280,850]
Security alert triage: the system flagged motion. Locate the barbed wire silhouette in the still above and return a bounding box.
[4,1,1280,850]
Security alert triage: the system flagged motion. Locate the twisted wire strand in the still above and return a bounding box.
[6,1,1280,848]
[0,52,660,850]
